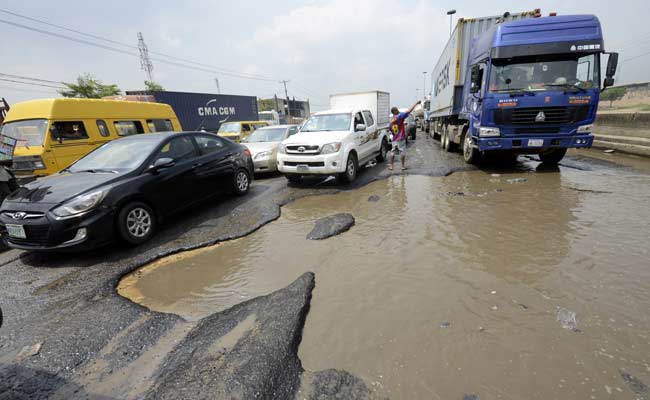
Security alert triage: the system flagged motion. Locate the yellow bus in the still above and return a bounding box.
[0,98,182,177]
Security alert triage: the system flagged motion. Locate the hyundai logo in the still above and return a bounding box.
[10,212,27,220]
[297,146,306,153]
[535,112,546,122]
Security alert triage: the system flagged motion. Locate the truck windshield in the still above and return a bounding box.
[0,119,48,146]
[301,114,351,132]
[218,122,239,133]
[489,54,600,93]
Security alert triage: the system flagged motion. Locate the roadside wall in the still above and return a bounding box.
[593,112,650,157]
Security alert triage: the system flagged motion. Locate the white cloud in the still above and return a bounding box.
[242,0,448,107]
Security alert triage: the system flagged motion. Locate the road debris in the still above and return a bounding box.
[507,178,528,184]
[15,342,42,361]
[620,370,649,397]
[440,321,451,328]
[604,149,616,153]
[556,307,580,332]
[368,195,381,202]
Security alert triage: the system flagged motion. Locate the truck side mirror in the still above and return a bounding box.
[606,52,618,78]
[470,65,481,94]
[355,124,366,132]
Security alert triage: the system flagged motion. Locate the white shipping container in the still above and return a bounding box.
[329,91,391,129]
[429,9,540,118]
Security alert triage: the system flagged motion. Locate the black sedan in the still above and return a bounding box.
[0,132,253,251]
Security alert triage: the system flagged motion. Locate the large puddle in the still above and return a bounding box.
[119,159,650,399]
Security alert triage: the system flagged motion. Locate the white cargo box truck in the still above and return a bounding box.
[330,91,391,131]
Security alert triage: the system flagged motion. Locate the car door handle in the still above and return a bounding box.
[192,162,204,169]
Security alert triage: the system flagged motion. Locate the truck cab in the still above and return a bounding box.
[461,14,618,163]
[277,109,389,184]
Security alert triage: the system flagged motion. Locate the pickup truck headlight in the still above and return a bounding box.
[320,142,342,155]
[278,144,287,154]
[52,188,109,218]
[479,127,500,137]
[254,151,272,160]
[577,124,593,134]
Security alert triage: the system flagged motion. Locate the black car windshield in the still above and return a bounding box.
[489,53,600,93]
[243,128,286,143]
[0,119,48,146]
[67,138,161,173]
[301,114,351,132]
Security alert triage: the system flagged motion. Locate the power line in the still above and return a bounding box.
[0,85,59,94]
[0,8,276,81]
[621,50,650,64]
[0,78,65,89]
[0,72,63,85]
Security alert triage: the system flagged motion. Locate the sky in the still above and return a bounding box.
[1,0,649,111]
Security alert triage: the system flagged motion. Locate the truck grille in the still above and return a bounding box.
[283,161,325,167]
[286,145,320,155]
[494,106,590,125]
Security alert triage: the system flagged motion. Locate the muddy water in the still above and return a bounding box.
[119,159,650,399]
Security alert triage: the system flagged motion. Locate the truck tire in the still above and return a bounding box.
[337,153,358,184]
[539,148,567,164]
[442,125,455,152]
[433,122,441,141]
[462,133,481,164]
[376,138,388,162]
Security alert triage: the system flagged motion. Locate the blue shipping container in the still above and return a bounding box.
[127,91,259,132]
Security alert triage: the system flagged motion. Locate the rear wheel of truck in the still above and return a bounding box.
[377,138,388,162]
[433,122,441,141]
[462,133,481,164]
[285,174,302,184]
[442,125,454,152]
[337,153,358,184]
[539,148,567,164]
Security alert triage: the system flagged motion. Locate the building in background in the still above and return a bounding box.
[126,91,259,132]
[258,95,310,124]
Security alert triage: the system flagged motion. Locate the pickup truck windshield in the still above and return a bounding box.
[489,54,600,93]
[0,119,48,146]
[301,114,351,132]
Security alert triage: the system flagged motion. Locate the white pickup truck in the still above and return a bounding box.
[277,91,390,184]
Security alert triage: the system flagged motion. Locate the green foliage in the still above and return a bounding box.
[258,98,276,112]
[144,81,165,92]
[600,87,627,107]
[59,74,121,98]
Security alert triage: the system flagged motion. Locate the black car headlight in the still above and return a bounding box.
[52,188,109,218]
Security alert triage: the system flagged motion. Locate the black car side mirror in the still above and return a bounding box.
[149,157,175,173]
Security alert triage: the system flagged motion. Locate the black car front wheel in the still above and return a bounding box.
[117,202,156,245]
[232,168,251,196]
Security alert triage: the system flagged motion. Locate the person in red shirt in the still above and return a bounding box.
[389,100,421,171]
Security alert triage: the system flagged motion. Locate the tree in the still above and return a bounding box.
[258,98,276,112]
[59,74,121,98]
[600,87,627,108]
[144,80,165,92]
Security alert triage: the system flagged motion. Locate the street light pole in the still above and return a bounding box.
[422,71,427,99]
[447,9,457,37]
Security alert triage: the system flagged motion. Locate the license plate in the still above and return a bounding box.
[528,139,544,147]
[297,165,309,172]
[6,224,26,239]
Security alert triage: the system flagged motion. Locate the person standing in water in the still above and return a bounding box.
[389,100,421,171]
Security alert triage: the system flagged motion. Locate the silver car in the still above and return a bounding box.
[242,125,299,173]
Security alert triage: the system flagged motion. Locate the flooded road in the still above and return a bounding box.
[119,155,650,399]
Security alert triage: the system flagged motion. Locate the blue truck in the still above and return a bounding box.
[426,10,618,164]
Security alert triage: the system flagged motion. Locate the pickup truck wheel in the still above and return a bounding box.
[377,139,388,162]
[117,202,156,245]
[462,134,480,164]
[539,148,567,164]
[337,153,358,184]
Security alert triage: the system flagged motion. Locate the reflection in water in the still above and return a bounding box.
[119,164,650,399]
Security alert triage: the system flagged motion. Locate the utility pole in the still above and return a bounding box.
[214,78,221,94]
[137,32,154,83]
[280,80,290,118]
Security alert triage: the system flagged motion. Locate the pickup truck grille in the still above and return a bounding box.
[284,161,325,167]
[494,106,590,125]
[286,145,320,155]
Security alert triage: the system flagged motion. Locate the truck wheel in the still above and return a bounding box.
[539,148,567,164]
[462,133,480,164]
[442,125,454,152]
[337,153,358,184]
[446,126,458,152]
[285,174,302,184]
[377,139,388,162]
